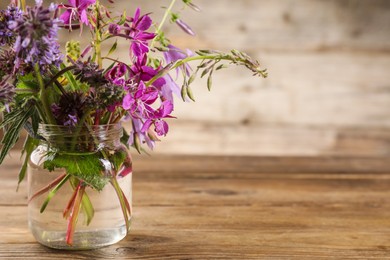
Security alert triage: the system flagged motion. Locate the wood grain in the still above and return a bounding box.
[1,153,390,259]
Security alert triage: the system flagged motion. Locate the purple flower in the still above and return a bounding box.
[0,81,15,108]
[128,118,156,149]
[124,8,155,59]
[162,45,194,101]
[106,63,127,85]
[160,74,181,102]
[0,6,23,46]
[59,0,95,26]
[141,100,174,137]
[122,81,159,117]
[10,1,63,68]
[129,54,166,88]
[108,23,121,35]
[164,44,193,76]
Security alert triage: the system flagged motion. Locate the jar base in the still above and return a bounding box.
[29,220,130,250]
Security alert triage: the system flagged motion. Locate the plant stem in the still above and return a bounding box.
[20,0,26,11]
[145,55,216,86]
[94,1,103,69]
[150,0,178,48]
[44,65,76,89]
[70,108,92,151]
[66,183,85,245]
[28,173,67,203]
[34,64,57,125]
[40,174,71,213]
[111,176,130,232]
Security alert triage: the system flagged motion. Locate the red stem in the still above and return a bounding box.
[28,173,67,203]
[63,187,78,219]
[66,183,85,246]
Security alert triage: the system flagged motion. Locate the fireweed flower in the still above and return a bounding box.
[106,63,127,86]
[123,8,155,58]
[129,55,166,88]
[162,44,194,101]
[0,6,22,46]
[164,44,193,76]
[122,81,159,117]
[59,0,96,26]
[129,118,156,149]
[141,100,174,136]
[108,23,121,35]
[122,80,174,138]
[10,1,62,68]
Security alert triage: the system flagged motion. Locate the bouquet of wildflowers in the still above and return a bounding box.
[0,0,266,246]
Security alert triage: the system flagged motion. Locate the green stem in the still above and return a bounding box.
[70,109,92,151]
[150,0,178,48]
[94,1,103,69]
[44,66,77,89]
[20,0,26,11]
[111,176,130,232]
[145,55,217,86]
[34,65,57,125]
[81,123,131,232]
[40,174,71,213]
[28,173,67,203]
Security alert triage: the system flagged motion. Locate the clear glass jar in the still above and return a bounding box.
[27,124,132,250]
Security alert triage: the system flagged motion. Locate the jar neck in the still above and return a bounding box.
[38,124,123,152]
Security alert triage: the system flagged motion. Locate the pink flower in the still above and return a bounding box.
[124,8,155,58]
[59,0,96,26]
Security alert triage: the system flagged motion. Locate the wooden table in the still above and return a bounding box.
[1,154,390,259]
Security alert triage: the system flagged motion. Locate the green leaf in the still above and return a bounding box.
[44,152,109,191]
[109,149,127,171]
[0,106,33,164]
[17,135,39,190]
[120,128,130,149]
[118,11,127,25]
[60,64,78,91]
[81,192,94,225]
[107,40,118,56]
[16,73,39,91]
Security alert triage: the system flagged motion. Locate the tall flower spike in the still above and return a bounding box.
[0,5,23,46]
[10,1,63,68]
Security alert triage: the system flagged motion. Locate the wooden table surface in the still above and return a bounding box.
[1,154,390,259]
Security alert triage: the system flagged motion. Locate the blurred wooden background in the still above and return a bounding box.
[2,0,390,156]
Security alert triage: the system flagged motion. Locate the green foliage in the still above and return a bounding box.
[107,40,118,56]
[16,73,40,91]
[17,135,39,190]
[109,149,127,171]
[0,105,34,164]
[44,152,109,191]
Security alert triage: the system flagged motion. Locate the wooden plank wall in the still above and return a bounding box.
[2,0,390,156]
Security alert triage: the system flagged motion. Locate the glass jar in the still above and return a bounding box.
[27,124,132,250]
